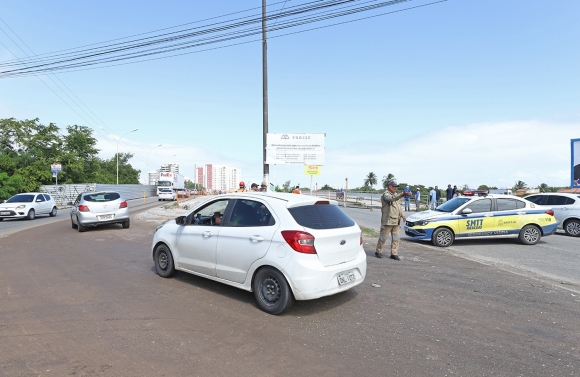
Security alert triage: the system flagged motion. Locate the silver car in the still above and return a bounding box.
[70,191,130,232]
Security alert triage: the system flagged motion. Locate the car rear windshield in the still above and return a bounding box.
[7,194,35,203]
[288,203,355,229]
[84,193,120,202]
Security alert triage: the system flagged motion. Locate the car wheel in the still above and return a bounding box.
[154,244,176,278]
[158,199,161,201]
[77,217,86,232]
[253,267,294,315]
[563,219,580,237]
[26,209,35,220]
[519,224,541,245]
[432,227,454,247]
[49,206,57,217]
[71,215,78,229]
[122,219,130,229]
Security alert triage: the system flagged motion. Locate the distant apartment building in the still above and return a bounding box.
[195,164,241,191]
[160,163,179,174]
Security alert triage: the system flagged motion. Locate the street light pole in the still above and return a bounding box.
[146,144,162,185]
[116,128,138,185]
[262,0,269,180]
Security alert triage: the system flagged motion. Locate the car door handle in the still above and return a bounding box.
[202,231,213,238]
[250,235,264,242]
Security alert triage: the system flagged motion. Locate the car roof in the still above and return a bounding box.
[226,192,336,207]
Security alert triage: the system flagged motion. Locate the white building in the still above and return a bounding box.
[196,164,241,192]
[160,163,179,174]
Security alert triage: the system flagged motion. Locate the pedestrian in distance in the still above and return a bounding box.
[259,182,268,192]
[236,182,247,193]
[375,180,409,261]
[414,188,421,211]
[292,185,301,194]
[435,185,441,206]
[454,189,460,197]
[429,187,437,210]
[250,183,259,192]
[446,184,454,201]
[403,185,411,211]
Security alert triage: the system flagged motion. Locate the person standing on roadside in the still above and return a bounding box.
[250,183,259,192]
[414,188,421,211]
[435,185,441,206]
[429,187,437,210]
[259,182,268,192]
[446,184,454,202]
[402,185,411,211]
[236,182,247,193]
[375,180,408,261]
[292,185,301,194]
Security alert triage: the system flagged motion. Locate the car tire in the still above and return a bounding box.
[49,206,57,217]
[77,217,86,232]
[158,199,161,201]
[26,209,35,220]
[519,224,541,245]
[122,219,130,229]
[154,244,176,278]
[253,267,294,315]
[71,215,77,229]
[564,219,580,237]
[0,218,3,221]
[432,227,454,247]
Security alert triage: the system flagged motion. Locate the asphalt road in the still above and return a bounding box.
[0,205,579,376]
[343,207,580,292]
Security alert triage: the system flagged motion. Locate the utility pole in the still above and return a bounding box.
[262,0,269,180]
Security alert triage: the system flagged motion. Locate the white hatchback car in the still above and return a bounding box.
[524,193,580,236]
[158,189,176,201]
[0,192,57,220]
[151,192,367,314]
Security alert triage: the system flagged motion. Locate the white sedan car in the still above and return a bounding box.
[151,192,367,315]
[158,189,176,201]
[0,192,57,220]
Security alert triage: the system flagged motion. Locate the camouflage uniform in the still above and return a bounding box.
[376,190,406,256]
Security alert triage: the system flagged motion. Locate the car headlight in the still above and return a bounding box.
[154,224,164,234]
[415,220,430,226]
[16,205,26,209]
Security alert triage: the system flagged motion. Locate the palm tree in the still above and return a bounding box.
[382,173,395,189]
[538,183,549,193]
[364,172,377,191]
[513,180,527,190]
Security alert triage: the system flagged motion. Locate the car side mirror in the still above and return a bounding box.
[462,208,473,215]
[175,216,185,225]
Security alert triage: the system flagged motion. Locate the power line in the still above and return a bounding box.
[0,0,447,78]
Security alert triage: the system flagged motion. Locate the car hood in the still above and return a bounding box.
[0,202,30,209]
[407,210,449,222]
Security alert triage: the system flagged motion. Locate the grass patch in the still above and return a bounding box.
[360,226,379,238]
[163,202,178,209]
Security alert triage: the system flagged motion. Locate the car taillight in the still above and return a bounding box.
[314,201,329,205]
[545,210,554,216]
[119,201,128,208]
[78,205,90,212]
[360,230,363,245]
[281,230,316,254]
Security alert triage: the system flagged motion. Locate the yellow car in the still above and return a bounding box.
[404,195,557,247]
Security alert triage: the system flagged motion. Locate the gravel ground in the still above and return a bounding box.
[135,197,205,223]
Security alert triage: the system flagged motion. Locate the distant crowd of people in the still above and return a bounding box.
[399,184,462,212]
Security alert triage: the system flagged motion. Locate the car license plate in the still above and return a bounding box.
[337,270,356,285]
[98,214,113,221]
[0,211,10,215]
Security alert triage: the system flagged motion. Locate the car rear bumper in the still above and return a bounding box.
[77,210,130,226]
[283,247,367,300]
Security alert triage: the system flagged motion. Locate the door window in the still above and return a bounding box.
[546,196,568,206]
[464,199,491,214]
[525,195,544,205]
[228,200,274,227]
[187,199,230,226]
[36,194,45,202]
[496,198,526,211]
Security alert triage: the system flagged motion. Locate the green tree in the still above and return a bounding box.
[513,180,527,190]
[382,173,395,189]
[364,172,377,191]
[0,172,23,201]
[60,125,100,183]
[478,184,490,190]
[538,183,549,193]
[281,180,292,192]
[320,184,334,190]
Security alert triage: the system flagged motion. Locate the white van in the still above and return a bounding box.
[489,189,513,195]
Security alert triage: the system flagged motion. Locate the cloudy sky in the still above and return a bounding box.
[1,0,579,189]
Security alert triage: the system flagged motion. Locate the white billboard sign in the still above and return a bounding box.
[266,133,325,165]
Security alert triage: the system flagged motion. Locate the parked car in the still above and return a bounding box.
[151,192,367,315]
[405,194,557,247]
[70,191,130,232]
[0,193,57,220]
[158,189,176,201]
[524,193,580,236]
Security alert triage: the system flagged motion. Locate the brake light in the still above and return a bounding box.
[281,230,316,254]
[78,205,90,212]
[315,201,329,205]
[545,210,554,216]
[360,230,363,245]
[119,201,128,208]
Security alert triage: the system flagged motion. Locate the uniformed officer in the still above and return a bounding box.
[236,182,247,193]
[376,180,408,260]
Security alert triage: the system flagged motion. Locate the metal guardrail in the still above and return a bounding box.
[40,184,157,204]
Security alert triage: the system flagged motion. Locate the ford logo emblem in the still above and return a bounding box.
[340,240,346,245]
